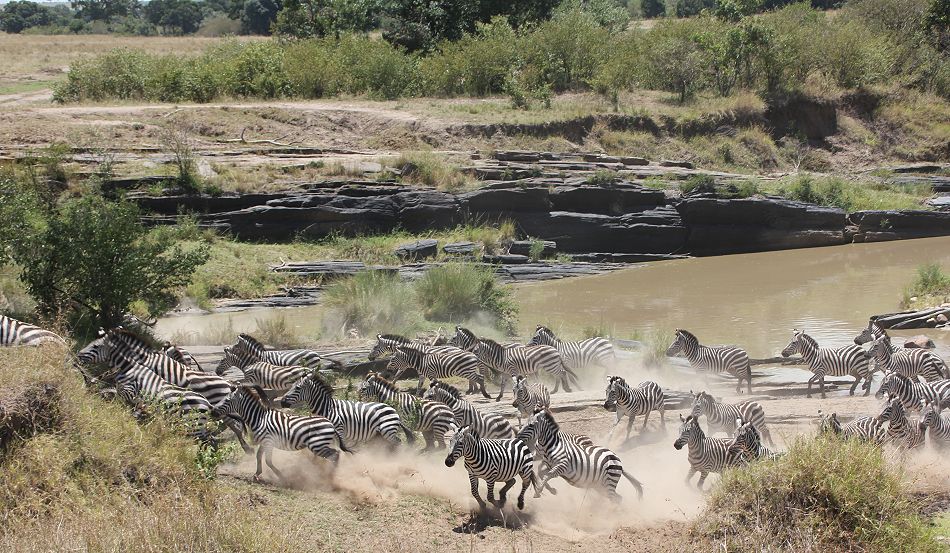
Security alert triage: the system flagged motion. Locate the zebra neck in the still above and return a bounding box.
[799,341,820,365]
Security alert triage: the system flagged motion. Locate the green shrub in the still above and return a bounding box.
[679,174,717,195]
[394,151,470,191]
[414,264,517,331]
[53,48,153,102]
[699,434,940,551]
[902,262,950,307]
[418,17,520,97]
[520,8,610,92]
[323,271,420,335]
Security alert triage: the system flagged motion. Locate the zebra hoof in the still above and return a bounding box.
[517,497,524,510]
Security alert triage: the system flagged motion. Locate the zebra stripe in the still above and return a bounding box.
[217,347,310,392]
[388,344,490,398]
[868,336,947,383]
[423,380,515,439]
[856,322,948,378]
[278,373,415,449]
[472,336,576,399]
[511,375,550,425]
[161,342,202,371]
[444,425,538,510]
[528,325,614,373]
[920,402,950,448]
[0,315,65,346]
[527,409,643,501]
[876,396,925,450]
[673,414,743,489]
[603,376,665,439]
[781,329,873,397]
[357,372,455,450]
[818,410,886,445]
[690,391,773,446]
[667,329,753,393]
[215,386,349,481]
[875,371,948,412]
[369,333,458,360]
[727,419,780,461]
[235,333,322,368]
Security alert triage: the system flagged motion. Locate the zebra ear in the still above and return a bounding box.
[376,334,382,340]
[735,417,743,428]
[679,413,686,422]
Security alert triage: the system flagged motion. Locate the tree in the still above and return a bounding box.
[715,0,762,21]
[242,0,280,34]
[925,0,949,50]
[641,0,667,17]
[0,1,53,33]
[145,0,204,34]
[71,0,139,21]
[274,0,381,37]
[4,191,209,330]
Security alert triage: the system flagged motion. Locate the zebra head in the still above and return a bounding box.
[236,333,266,357]
[690,390,714,419]
[726,418,758,459]
[528,325,556,347]
[216,385,270,421]
[875,371,901,399]
[356,375,378,401]
[817,410,842,436]
[674,414,700,450]
[867,336,892,363]
[603,375,626,411]
[920,400,941,429]
[781,330,806,358]
[389,345,426,380]
[445,425,477,467]
[854,321,884,346]
[77,333,109,364]
[876,395,904,425]
[449,326,478,351]
[278,372,332,414]
[666,329,694,357]
[424,380,461,405]
[216,347,246,375]
[512,375,528,407]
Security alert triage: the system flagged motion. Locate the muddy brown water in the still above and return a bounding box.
[157,236,950,363]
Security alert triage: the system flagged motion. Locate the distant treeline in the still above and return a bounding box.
[53,0,949,104]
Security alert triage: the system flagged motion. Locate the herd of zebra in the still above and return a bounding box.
[3,313,950,512]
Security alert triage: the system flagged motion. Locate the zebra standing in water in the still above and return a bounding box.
[279,372,415,449]
[424,381,515,439]
[876,396,925,450]
[868,336,947,383]
[528,324,614,375]
[920,401,950,449]
[0,315,65,346]
[216,347,310,393]
[469,336,576,399]
[673,414,744,489]
[667,329,753,393]
[444,425,538,511]
[875,371,950,412]
[388,344,490,398]
[781,330,873,398]
[690,391,773,446]
[233,333,322,368]
[817,410,886,445]
[603,376,665,439]
[161,342,202,371]
[527,409,643,502]
[357,372,455,451]
[511,375,550,426]
[727,419,780,461]
[215,386,350,482]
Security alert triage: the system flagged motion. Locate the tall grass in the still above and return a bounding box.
[322,270,420,335]
[763,175,932,212]
[699,434,940,551]
[902,262,950,308]
[415,264,517,329]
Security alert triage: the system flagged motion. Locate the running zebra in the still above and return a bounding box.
[470,336,576,399]
[527,409,643,502]
[161,342,202,371]
[856,321,947,377]
[279,372,415,449]
[781,329,873,398]
[217,347,310,392]
[233,333,322,368]
[603,376,665,439]
[444,425,538,511]
[388,344,490,398]
[868,336,947,383]
[368,333,458,360]
[876,396,925,450]
[214,386,350,482]
[690,391,773,446]
[727,419,780,462]
[424,380,515,439]
[511,375,550,426]
[875,371,950,412]
[667,329,753,393]
[0,315,65,346]
[920,401,950,449]
[817,410,886,444]
[673,414,744,489]
[528,324,614,374]
[357,372,455,451]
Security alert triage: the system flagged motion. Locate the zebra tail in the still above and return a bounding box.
[621,470,644,500]
[565,366,581,388]
[400,422,417,444]
[335,429,354,454]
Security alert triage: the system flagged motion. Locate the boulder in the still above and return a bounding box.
[937,314,949,324]
[392,190,462,232]
[493,151,544,162]
[518,211,688,254]
[660,160,694,169]
[395,239,438,261]
[509,240,556,258]
[848,210,950,242]
[461,187,552,213]
[620,157,650,166]
[443,241,478,255]
[482,254,530,265]
[549,184,666,215]
[903,335,936,349]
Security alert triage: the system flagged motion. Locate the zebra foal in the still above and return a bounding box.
[817,410,886,445]
[673,414,743,489]
[603,376,665,439]
[444,425,538,511]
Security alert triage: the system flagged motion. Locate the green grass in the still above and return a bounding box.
[0,80,50,96]
[760,175,933,211]
[415,264,517,330]
[699,433,941,552]
[902,263,950,308]
[389,151,473,192]
[322,270,421,336]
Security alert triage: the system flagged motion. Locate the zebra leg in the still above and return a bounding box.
[254,446,265,481]
[421,430,435,452]
[416,376,425,397]
[486,481,497,506]
[313,447,341,467]
[696,471,709,490]
[264,446,286,482]
[468,473,487,511]
[478,376,491,399]
[497,478,516,508]
[560,372,573,393]
[518,473,533,510]
[551,374,561,394]
[684,467,696,485]
[625,415,635,440]
[224,418,254,454]
[642,409,652,430]
[848,375,859,396]
[806,373,818,398]
[660,404,666,426]
[819,373,826,399]
[760,424,776,448]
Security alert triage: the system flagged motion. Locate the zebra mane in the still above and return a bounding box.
[607,375,626,386]
[378,333,411,344]
[108,328,156,351]
[430,380,462,399]
[675,329,697,341]
[536,408,559,431]
[238,333,266,351]
[396,343,428,356]
[366,372,400,393]
[306,372,335,397]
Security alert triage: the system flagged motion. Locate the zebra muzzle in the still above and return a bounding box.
[444,457,456,468]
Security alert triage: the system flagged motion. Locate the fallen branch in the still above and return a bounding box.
[218,128,304,147]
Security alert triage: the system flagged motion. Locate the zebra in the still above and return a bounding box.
[470,336,576,399]
[527,409,643,502]
[448,325,513,390]
[875,371,950,412]
[214,386,350,482]
[357,372,455,451]
[817,410,886,445]
[387,344,490,398]
[726,419,780,461]
[217,347,310,392]
[867,336,947,383]
[875,396,925,450]
[444,425,539,511]
[423,380,515,439]
[673,414,744,489]
[666,329,752,393]
[160,342,202,371]
[603,376,665,439]
[278,372,415,449]
[919,401,950,449]
[368,333,458,361]
[781,329,873,398]
[856,322,947,377]
[0,315,65,346]
[511,375,550,426]
[690,391,773,446]
[528,324,614,374]
[233,333,322,368]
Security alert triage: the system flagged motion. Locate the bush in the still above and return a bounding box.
[323,271,420,335]
[902,262,950,306]
[520,8,610,92]
[414,264,517,331]
[393,151,470,191]
[699,434,940,551]
[768,175,931,211]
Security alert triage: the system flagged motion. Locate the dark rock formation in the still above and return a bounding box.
[509,240,556,257]
[849,210,950,242]
[443,241,478,255]
[395,239,439,261]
